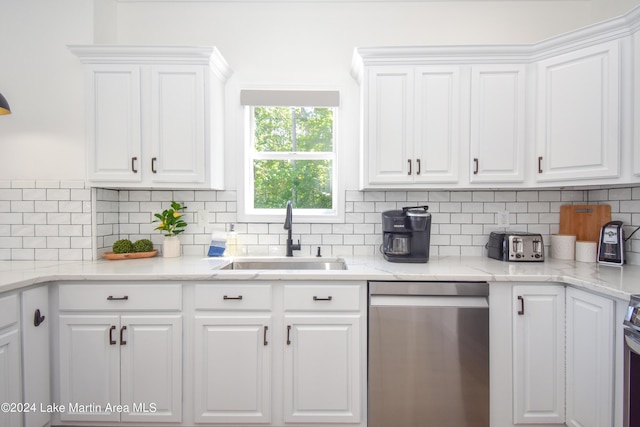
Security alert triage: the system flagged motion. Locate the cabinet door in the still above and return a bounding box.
[194,316,271,423]
[513,285,565,424]
[120,315,182,423]
[59,315,120,422]
[566,288,614,427]
[284,315,361,423]
[0,329,21,427]
[149,65,206,184]
[21,286,50,427]
[364,66,414,185]
[536,41,620,182]
[413,66,460,183]
[86,65,142,183]
[470,65,526,183]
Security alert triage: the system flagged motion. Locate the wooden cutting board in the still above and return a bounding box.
[559,204,611,242]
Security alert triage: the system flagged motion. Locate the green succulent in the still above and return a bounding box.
[112,239,134,254]
[133,239,154,253]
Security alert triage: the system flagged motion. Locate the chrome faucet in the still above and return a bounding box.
[284,200,301,257]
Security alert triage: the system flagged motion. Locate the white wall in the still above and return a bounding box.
[1,0,639,183]
[0,0,93,181]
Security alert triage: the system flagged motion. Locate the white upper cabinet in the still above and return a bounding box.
[70,45,232,189]
[362,65,460,187]
[535,41,620,183]
[354,8,640,189]
[470,64,526,183]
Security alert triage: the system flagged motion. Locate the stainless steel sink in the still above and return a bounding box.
[221,257,347,271]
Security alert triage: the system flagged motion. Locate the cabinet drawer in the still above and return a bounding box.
[58,283,181,311]
[195,284,272,311]
[284,284,361,311]
[0,294,18,329]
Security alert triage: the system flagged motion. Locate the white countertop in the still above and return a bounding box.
[0,254,639,301]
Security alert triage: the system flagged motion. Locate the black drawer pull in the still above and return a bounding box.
[120,326,127,345]
[517,296,525,315]
[313,296,333,301]
[107,295,129,301]
[34,309,46,327]
[223,295,243,300]
[109,325,116,345]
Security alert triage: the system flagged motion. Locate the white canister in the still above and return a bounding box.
[551,234,576,260]
[575,241,598,263]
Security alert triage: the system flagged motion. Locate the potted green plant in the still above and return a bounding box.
[153,201,188,258]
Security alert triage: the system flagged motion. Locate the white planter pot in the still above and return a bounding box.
[162,236,181,258]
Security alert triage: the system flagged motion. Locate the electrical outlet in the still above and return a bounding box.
[497,210,510,228]
[197,210,209,228]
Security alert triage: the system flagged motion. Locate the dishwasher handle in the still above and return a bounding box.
[370,295,488,308]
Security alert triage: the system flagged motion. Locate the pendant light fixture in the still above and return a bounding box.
[0,92,11,115]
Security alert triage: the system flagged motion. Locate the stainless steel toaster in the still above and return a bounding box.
[487,232,544,262]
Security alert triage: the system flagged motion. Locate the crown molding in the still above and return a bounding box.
[68,45,233,80]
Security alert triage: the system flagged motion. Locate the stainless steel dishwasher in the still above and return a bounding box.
[368,281,490,427]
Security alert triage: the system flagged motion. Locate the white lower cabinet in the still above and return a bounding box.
[566,287,615,427]
[21,286,51,427]
[512,284,566,424]
[57,283,182,423]
[193,282,364,426]
[492,283,618,427]
[0,294,21,427]
[283,315,361,423]
[194,315,272,423]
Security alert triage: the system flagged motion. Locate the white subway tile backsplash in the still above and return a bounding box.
[2,180,640,264]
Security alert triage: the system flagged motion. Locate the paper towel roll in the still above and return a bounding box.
[575,241,598,263]
[551,234,576,260]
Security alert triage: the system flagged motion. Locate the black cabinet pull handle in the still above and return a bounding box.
[517,296,525,315]
[120,326,127,345]
[109,325,116,345]
[263,326,268,346]
[416,158,421,175]
[538,156,543,174]
[107,295,129,301]
[223,295,243,300]
[34,309,45,327]
[131,157,138,173]
[473,158,479,175]
[313,296,333,301]
[407,159,412,175]
[151,157,157,173]
[286,325,292,345]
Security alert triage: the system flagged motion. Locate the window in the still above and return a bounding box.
[240,90,340,221]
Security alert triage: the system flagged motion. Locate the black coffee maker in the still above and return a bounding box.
[382,206,431,263]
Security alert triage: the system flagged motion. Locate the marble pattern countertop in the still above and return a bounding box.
[0,254,639,301]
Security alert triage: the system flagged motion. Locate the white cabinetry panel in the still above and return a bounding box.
[194,316,271,423]
[21,286,51,427]
[59,315,120,422]
[284,315,361,424]
[0,328,21,427]
[365,67,413,185]
[536,41,620,182]
[150,66,205,184]
[513,285,565,424]
[470,65,526,183]
[566,288,614,427]
[120,315,182,422]
[414,66,460,183]
[87,65,142,183]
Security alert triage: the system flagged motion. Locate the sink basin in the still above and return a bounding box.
[221,257,347,271]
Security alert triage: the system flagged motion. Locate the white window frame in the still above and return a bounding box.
[238,90,344,224]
